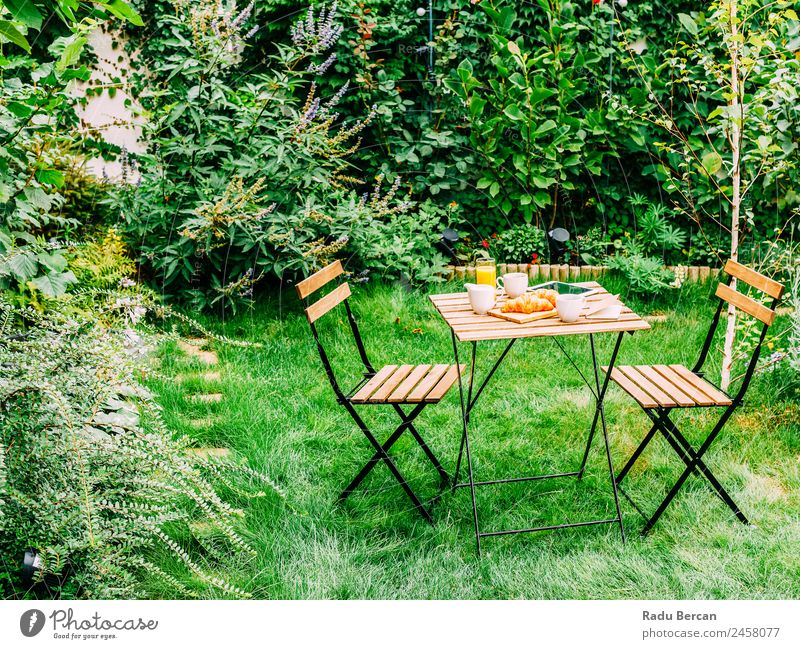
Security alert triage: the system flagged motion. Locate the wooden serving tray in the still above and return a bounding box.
[487,308,558,324]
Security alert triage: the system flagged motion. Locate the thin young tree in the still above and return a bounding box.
[620,0,799,389]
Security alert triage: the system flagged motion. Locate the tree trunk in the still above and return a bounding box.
[721,0,741,391]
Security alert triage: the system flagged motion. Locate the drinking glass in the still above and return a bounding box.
[475,258,497,288]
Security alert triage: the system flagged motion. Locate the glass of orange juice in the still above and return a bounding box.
[475,257,497,290]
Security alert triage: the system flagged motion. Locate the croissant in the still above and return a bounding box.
[531,288,558,307]
[501,293,555,314]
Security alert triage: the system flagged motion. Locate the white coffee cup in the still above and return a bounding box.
[464,283,496,315]
[556,294,586,323]
[497,272,528,299]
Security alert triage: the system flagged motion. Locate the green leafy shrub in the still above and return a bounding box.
[788,268,800,377]
[0,1,141,303]
[572,226,611,266]
[68,229,138,290]
[443,1,608,228]
[607,253,675,295]
[0,291,280,598]
[494,223,546,263]
[348,199,449,284]
[116,2,448,312]
[0,240,77,307]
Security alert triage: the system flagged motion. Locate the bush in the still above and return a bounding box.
[0,290,280,598]
[607,253,675,295]
[115,2,448,312]
[494,223,546,264]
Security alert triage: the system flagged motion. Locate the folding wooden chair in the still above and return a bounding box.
[296,260,464,523]
[606,260,785,535]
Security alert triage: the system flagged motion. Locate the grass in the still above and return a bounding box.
[145,276,800,599]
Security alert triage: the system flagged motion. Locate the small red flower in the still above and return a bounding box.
[531,253,539,262]
[491,233,498,238]
[592,0,602,5]
[482,239,490,249]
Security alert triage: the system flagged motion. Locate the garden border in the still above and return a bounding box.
[443,264,718,283]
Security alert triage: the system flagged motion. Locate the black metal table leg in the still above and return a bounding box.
[589,332,626,543]
[449,329,631,552]
[453,332,481,555]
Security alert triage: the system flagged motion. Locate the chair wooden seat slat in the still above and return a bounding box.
[608,364,731,408]
[604,367,659,409]
[368,364,415,402]
[349,363,466,404]
[616,365,680,407]
[635,364,696,407]
[650,364,716,406]
[350,365,397,402]
[425,364,466,403]
[387,364,432,403]
[407,364,450,402]
[668,364,732,406]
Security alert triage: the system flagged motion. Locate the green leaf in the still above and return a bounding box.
[701,150,723,175]
[508,72,525,88]
[532,175,556,189]
[677,13,698,36]
[6,101,33,118]
[533,191,551,208]
[0,19,31,52]
[56,0,79,22]
[38,252,68,273]
[58,35,86,70]
[457,58,473,76]
[4,0,43,29]
[24,186,53,211]
[498,7,516,33]
[469,94,486,119]
[503,104,524,122]
[529,87,557,107]
[476,177,493,190]
[35,169,65,188]
[6,251,38,281]
[29,270,77,297]
[99,1,144,27]
[534,119,557,136]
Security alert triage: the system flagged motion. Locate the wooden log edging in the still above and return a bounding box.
[441,265,722,283]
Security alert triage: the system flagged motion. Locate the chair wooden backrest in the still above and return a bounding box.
[713,259,784,326]
[296,260,349,322]
[693,259,785,402]
[296,260,375,398]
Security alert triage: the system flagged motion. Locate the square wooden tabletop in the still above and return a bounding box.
[430,282,651,342]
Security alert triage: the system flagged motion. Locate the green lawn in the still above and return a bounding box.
[146,277,800,599]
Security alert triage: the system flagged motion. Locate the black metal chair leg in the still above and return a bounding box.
[340,402,426,499]
[615,422,659,486]
[655,415,749,524]
[341,403,434,524]
[407,423,450,484]
[641,463,694,536]
[391,403,450,484]
[339,424,408,501]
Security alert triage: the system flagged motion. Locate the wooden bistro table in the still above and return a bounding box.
[429,282,650,554]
